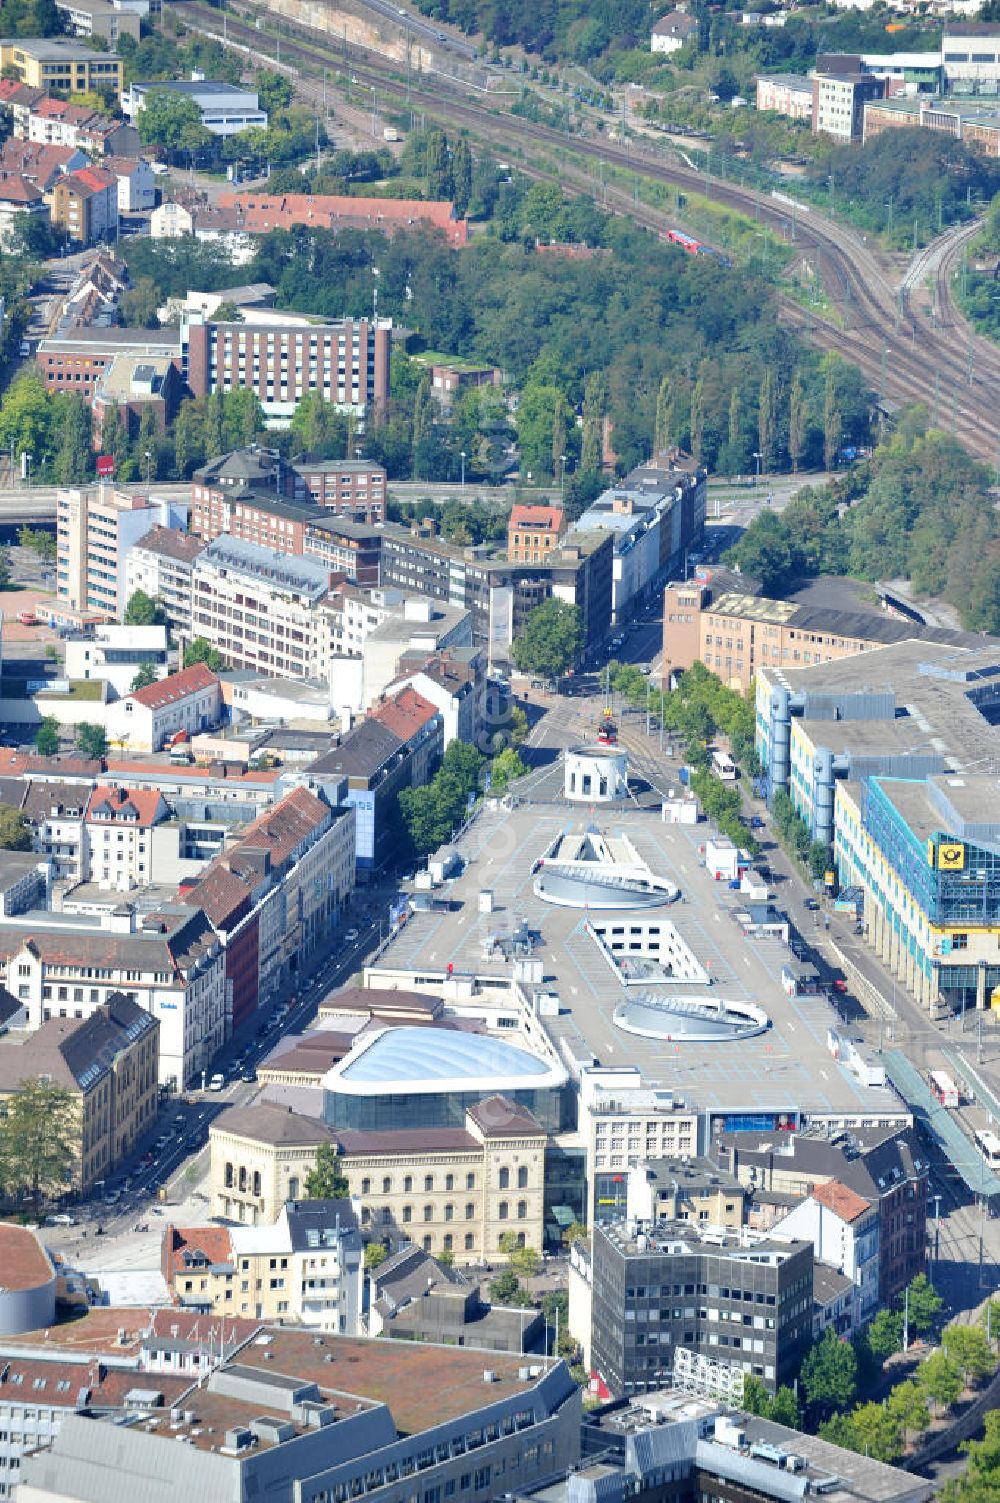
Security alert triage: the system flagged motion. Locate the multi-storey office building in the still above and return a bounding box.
[663,578,979,695]
[190,537,333,681]
[20,1334,580,1503]
[304,516,382,586]
[589,1219,814,1397]
[185,316,391,420]
[56,486,188,620]
[295,460,387,523]
[0,37,123,95]
[754,640,1000,1015]
[378,525,614,662]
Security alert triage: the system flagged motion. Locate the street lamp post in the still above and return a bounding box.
[460,451,466,492]
[752,451,761,489]
[144,448,152,487]
[23,453,32,490]
[560,453,567,496]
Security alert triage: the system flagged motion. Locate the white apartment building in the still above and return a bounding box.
[123,523,203,635]
[57,486,189,620]
[772,1182,880,1328]
[83,783,169,890]
[229,1200,364,1331]
[104,663,222,754]
[580,1066,701,1225]
[21,783,88,885]
[943,21,1000,85]
[190,537,332,682]
[64,624,170,697]
[0,906,225,1089]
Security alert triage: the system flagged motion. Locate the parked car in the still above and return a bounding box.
[46,1213,76,1227]
[208,1072,225,1091]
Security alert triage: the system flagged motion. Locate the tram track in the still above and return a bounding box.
[176,0,1000,460]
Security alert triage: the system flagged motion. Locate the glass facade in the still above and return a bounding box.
[323,1085,567,1133]
[863,779,1000,926]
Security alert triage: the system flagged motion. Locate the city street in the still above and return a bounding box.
[39,883,401,1273]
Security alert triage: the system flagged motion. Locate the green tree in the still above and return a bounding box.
[939,1406,1000,1503]
[254,68,293,116]
[364,1241,387,1270]
[823,361,843,471]
[916,1348,962,1415]
[0,371,57,473]
[124,589,165,627]
[808,840,832,883]
[0,1078,78,1212]
[0,804,31,850]
[906,1273,944,1335]
[17,525,56,562]
[581,371,607,475]
[120,275,161,329]
[75,724,108,761]
[137,90,212,161]
[499,1234,540,1277]
[34,717,60,758]
[490,745,527,794]
[789,370,808,473]
[52,393,92,485]
[887,1378,930,1444]
[304,1142,349,1199]
[824,1400,903,1464]
[801,1327,858,1422]
[511,599,582,681]
[489,1267,532,1306]
[654,374,674,456]
[452,137,472,217]
[758,366,777,474]
[0,551,11,591]
[425,128,453,199]
[516,382,564,481]
[689,375,705,465]
[867,1308,904,1363]
[942,1322,994,1385]
[184,637,225,671]
[131,661,158,693]
[769,1387,801,1428]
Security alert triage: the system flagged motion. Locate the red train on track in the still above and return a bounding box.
[665,227,731,266]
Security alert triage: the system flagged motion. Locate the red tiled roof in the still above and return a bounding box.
[509,503,564,532]
[216,191,468,246]
[812,1179,871,1223]
[0,139,78,189]
[182,787,332,926]
[163,1225,234,1280]
[128,662,219,710]
[0,174,43,205]
[370,686,439,743]
[85,784,165,828]
[66,165,118,196]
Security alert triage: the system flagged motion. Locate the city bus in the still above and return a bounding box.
[711,748,738,782]
[929,1069,960,1109]
[975,1129,1000,1168]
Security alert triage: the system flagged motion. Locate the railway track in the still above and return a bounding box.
[175,0,1000,460]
